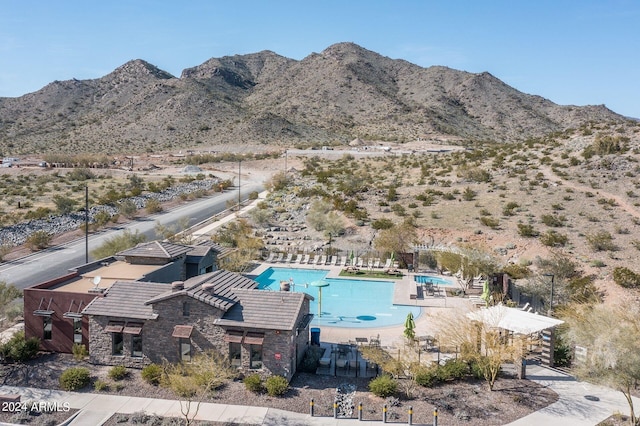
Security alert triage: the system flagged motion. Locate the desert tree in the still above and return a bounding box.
[434,306,527,391]
[265,171,290,192]
[0,282,23,329]
[373,223,418,263]
[161,350,237,426]
[562,302,640,425]
[155,217,192,244]
[212,218,264,272]
[52,194,78,215]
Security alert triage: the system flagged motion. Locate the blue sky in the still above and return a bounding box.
[1,0,638,118]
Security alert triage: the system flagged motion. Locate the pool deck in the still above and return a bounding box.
[248,260,471,349]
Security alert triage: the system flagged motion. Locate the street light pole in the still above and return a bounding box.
[238,159,241,212]
[543,273,555,316]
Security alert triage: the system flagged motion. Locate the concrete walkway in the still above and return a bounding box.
[1,363,639,426]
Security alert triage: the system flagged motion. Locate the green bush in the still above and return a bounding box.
[60,367,91,391]
[243,374,263,393]
[613,267,640,288]
[108,365,128,381]
[368,375,397,398]
[414,366,439,388]
[0,331,40,362]
[264,375,289,397]
[437,359,468,381]
[94,379,109,392]
[141,364,163,385]
[72,343,88,361]
[300,346,323,373]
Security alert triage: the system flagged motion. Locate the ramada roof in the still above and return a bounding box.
[216,289,313,331]
[82,281,170,320]
[145,269,258,312]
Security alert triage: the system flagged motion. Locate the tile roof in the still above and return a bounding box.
[197,240,234,258]
[145,270,258,312]
[117,241,192,260]
[82,281,170,320]
[216,289,313,331]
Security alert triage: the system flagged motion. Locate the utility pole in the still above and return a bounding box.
[238,159,241,211]
[85,185,89,263]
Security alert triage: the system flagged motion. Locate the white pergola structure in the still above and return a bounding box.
[468,305,564,368]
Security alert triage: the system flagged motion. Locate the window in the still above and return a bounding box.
[180,338,191,362]
[73,318,82,344]
[112,333,124,356]
[131,335,143,358]
[182,301,190,317]
[229,342,241,367]
[43,317,52,340]
[249,344,262,369]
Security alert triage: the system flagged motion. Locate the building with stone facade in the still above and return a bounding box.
[82,269,314,380]
[23,240,221,353]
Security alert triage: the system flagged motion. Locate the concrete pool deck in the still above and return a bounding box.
[248,261,471,349]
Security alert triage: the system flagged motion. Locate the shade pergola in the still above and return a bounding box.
[467,305,564,335]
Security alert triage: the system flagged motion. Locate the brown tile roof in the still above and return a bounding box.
[197,240,234,258]
[216,289,313,331]
[117,241,192,260]
[82,281,170,320]
[145,270,258,312]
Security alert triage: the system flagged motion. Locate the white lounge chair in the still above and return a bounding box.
[275,253,284,263]
[367,259,374,269]
[340,256,347,266]
[307,254,316,264]
[383,258,392,269]
[330,256,338,266]
[301,254,310,264]
[356,257,364,268]
[318,255,327,265]
[296,254,304,264]
[265,252,276,262]
[373,258,381,268]
[284,253,293,263]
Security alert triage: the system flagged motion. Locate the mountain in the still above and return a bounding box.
[0,42,628,154]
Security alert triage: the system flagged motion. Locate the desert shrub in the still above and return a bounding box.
[479,216,499,229]
[613,267,640,288]
[502,201,519,216]
[59,367,91,390]
[414,366,439,388]
[462,187,476,201]
[540,214,565,227]
[94,379,109,392]
[540,230,568,247]
[145,198,163,214]
[300,346,323,373]
[502,263,530,279]
[141,363,162,385]
[0,331,40,362]
[371,218,394,230]
[108,365,129,381]
[264,375,288,396]
[585,230,616,251]
[72,343,88,361]
[26,230,52,251]
[517,223,538,237]
[369,375,397,398]
[243,374,264,393]
[437,359,468,381]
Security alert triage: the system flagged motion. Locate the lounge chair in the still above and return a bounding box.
[265,252,276,262]
[284,253,293,263]
[330,256,338,266]
[301,254,310,264]
[367,259,374,269]
[373,258,381,268]
[340,256,347,266]
[356,257,364,268]
[383,258,392,269]
[275,253,284,263]
[318,255,327,265]
[296,254,305,264]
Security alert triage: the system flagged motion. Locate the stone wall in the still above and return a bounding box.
[87,316,150,368]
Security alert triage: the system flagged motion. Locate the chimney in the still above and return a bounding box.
[202,283,216,293]
[171,281,184,292]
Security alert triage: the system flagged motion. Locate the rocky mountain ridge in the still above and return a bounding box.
[0,42,628,154]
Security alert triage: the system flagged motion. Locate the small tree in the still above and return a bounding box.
[26,230,52,251]
[563,302,640,425]
[52,194,78,214]
[161,351,237,426]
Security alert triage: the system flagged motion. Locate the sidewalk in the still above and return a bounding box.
[506,362,640,425]
[2,362,638,426]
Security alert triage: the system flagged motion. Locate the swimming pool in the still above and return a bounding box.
[254,267,421,328]
[414,275,454,286]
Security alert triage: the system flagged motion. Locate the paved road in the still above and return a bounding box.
[0,182,263,290]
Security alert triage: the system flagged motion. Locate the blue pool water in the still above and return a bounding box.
[254,267,421,328]
[414,275,453,286]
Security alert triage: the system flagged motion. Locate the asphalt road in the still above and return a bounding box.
[0,182,263,290]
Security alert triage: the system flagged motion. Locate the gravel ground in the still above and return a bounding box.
[0,353,558,425]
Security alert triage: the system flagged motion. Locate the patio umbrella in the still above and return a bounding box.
[403,312,416,341]
[310,280,330,317]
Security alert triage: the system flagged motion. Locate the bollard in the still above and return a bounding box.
[310,398,314,417]
[383,403,388,423]
[408,405,413,425]
[333,400,338,418]
[358,402,363,421]
[433,407,438,426]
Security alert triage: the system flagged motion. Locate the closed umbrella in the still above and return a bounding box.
[403,312,416,341]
